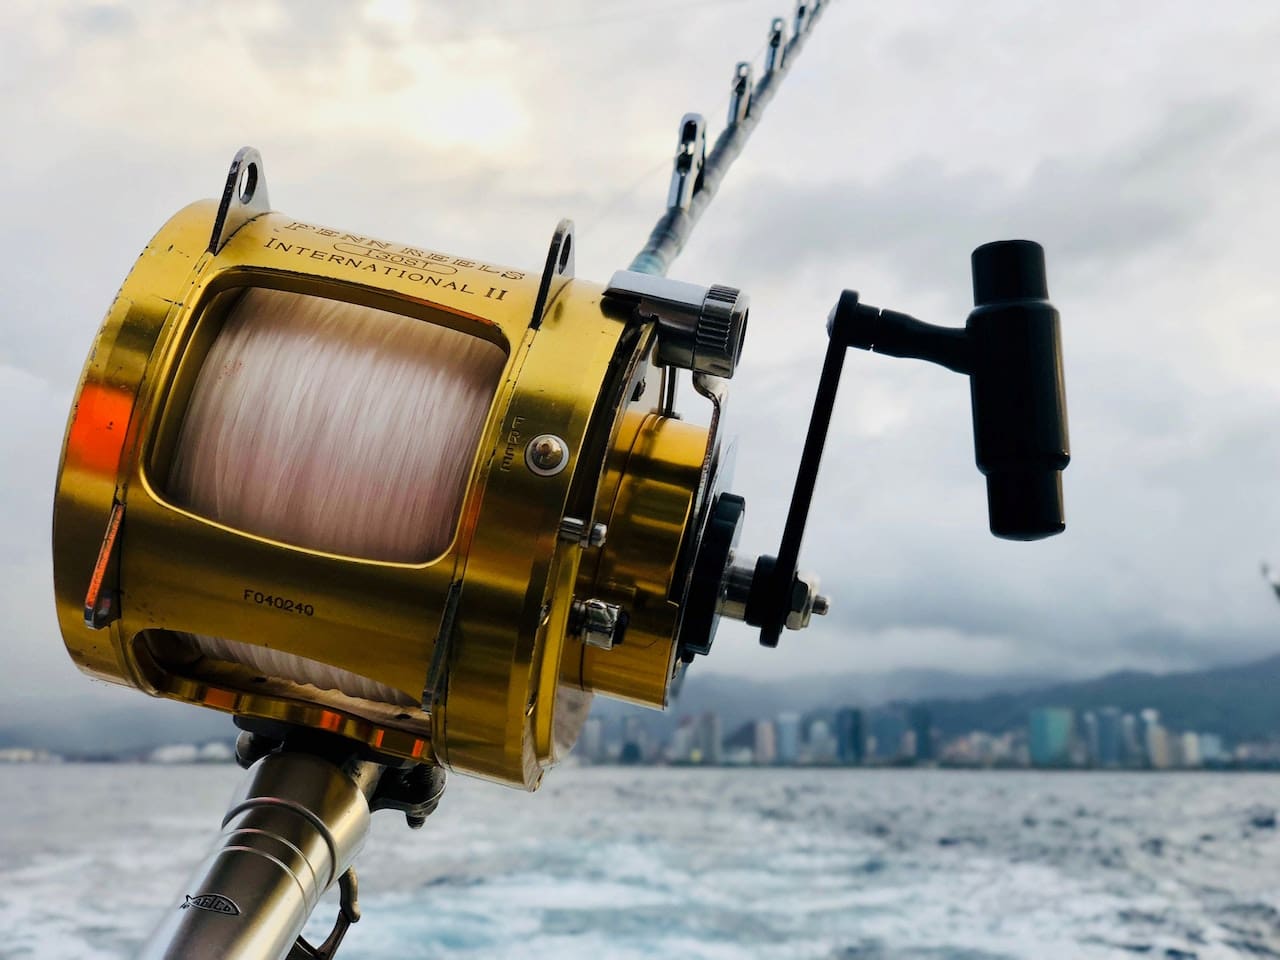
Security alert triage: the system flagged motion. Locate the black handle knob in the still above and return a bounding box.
[967,240,1069,540]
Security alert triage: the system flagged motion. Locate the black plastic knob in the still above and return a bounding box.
[967,240,1069,540]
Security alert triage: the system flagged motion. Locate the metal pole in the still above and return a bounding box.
[629,1,829,277]
[139,752,382,960]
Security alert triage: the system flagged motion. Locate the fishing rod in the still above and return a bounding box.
[50,2,1068,957]
[629,1,826,277]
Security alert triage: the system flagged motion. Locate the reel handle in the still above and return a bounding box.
[747,240,1069,647]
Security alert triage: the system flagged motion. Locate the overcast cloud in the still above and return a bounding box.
[4,1,1280,723]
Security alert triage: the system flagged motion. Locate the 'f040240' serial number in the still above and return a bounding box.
[243,589,315,617]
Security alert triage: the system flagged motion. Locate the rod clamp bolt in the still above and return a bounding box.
[571,599,628,650]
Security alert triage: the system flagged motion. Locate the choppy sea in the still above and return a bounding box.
[2,766,1279,959]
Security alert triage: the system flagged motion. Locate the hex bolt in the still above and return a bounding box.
[784,571,823,630]
[571,598,628,650]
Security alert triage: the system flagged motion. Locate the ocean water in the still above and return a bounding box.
[1,766,1278,959]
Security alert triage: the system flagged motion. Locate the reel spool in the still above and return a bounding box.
[53,149,751,788]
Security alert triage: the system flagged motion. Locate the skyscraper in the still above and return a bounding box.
[776,712,801,765]
[909,706,934,762]
[1028,707,1074,767]
[1180,731,1202,768]
[1096,707,1124,767]
[696,712,722,765]
[834,708,865,765]
[807,718,837,763]
[1145,722,1172,769]
[1140,709,1168,769]
[1080,711,1100,766]
[754,719,777,766]
[870,710,908,761]
[1121,712,1144,766]
[622,716,648,763]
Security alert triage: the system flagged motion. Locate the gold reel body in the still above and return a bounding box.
[53,169,711,788]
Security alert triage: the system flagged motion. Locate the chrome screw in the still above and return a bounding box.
[559,518,609,548]
[526,434,569,476]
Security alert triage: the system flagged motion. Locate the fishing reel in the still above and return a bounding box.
[52,147,1068,791]
[54,148,752,789]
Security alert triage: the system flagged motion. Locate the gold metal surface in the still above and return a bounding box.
[53,186,716,788]
[567,413,708,707]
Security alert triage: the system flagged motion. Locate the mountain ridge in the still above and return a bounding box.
[911,653,1280,742]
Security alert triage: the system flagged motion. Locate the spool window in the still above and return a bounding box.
[161,286,506,563]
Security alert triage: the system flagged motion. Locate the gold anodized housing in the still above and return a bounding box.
[52,151,718,789]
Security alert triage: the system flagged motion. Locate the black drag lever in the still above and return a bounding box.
[748,239,1070,647]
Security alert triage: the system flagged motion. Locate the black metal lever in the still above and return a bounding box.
[750,240,1069,647]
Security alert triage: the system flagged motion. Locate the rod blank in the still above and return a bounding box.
[629,1,829,277]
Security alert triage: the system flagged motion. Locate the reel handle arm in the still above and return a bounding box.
[750,311,848,648]
[750,240,1070,647]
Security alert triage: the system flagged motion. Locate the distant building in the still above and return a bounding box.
[1080,711,1100,766]
[776,712,801,765]
[941,731,992,766]
[1235,740,1280,763]
[197,741,235,763]
[1028,708,1074,767]
[869,710,908,761]
[623,716,649,763]
[1145,722,1172,769]
[909,707,934,762]
[1180,731,1202,768]
[149,743,200,764]
[0,748,58,764]
[806,719,837,764]
[722,721,759,765]
[1121,713,1144,765]
[698,713,722,765]
[1096,707,1124,767]
[1200,733,1225,764]
[834,708,865,765]
[670,717,695,762]
[754,719,777,766]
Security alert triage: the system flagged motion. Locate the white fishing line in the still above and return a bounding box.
[192,633,414,706]
[166,286,506,703]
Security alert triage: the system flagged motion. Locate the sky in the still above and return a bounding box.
[3,0,1280,726]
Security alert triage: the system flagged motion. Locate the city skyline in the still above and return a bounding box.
[573,703,1264,772]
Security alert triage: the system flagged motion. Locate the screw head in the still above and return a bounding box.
[525,434,569,476]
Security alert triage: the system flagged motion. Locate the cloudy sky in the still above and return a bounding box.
[4,0,1280,725]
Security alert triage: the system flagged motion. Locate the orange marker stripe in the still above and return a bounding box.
[84,501,124,627]
[65,383,134,476]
